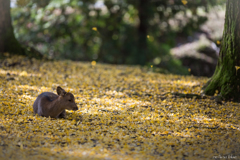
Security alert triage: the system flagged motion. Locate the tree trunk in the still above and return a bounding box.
[203,0,240,101]
[0,0,24,55]
[136,0,150,65]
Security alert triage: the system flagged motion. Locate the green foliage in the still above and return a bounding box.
[11,0,224,74]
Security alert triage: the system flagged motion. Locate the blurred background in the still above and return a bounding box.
[11,0,225,76]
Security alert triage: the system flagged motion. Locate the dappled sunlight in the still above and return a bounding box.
[0,56,239,159]
[0,68,42,78]
[17,85,41,91]
[171,80,201,87]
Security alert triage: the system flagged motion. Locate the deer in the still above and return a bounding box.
[33,86,78,118]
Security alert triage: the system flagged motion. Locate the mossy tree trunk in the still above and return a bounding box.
[204,0,240,101]
[0,0,24,55]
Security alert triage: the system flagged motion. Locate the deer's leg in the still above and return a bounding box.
[58,110,66,118]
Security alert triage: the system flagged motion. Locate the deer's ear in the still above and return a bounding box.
[57,86,66,96]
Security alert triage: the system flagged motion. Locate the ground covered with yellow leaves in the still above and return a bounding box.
[0,55,239,160]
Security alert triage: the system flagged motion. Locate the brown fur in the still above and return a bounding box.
[33,86,78,118]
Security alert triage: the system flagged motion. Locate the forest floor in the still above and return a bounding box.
[0,55,239,160]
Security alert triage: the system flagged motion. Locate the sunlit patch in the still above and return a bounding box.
[0,68,41,77]
[17,85,40,91]
[173,80,200,87]
[19,94,35,100]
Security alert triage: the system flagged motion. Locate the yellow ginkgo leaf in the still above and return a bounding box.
[181,0,188,5]
[91,60,96,66]
[92,27,98,31]
[20,71,28,76]
[235,66,240,75]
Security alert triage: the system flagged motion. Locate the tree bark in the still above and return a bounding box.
[203,0,240,101]
[0,0,23,55]
[136,0,150,65]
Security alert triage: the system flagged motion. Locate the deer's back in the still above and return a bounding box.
[33,92,58,115]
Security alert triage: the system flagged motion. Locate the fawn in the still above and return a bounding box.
[33,86,78,118]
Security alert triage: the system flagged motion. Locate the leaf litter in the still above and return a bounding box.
[0,55,239,160]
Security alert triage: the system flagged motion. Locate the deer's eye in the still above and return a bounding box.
[68,99,71,102]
